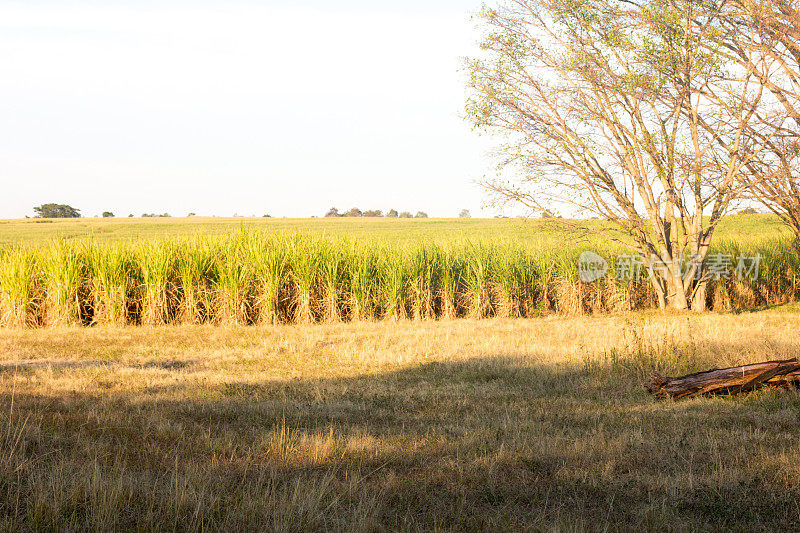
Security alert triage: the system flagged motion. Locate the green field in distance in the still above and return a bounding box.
[0,214,790,247]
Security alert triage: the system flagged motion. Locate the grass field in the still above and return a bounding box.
[0,217,563,246]
[1,216,798,530]
[0,214,797,329]
[0,213,791,246]
[2,309,800,530]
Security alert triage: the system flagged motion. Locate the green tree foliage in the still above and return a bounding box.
[33,204,81,219]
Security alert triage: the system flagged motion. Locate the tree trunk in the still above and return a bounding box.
[651,266,707,312]
[646,359,800,400]
[691,280,707,312]
[651,276,667,309]
[666,269,690,310]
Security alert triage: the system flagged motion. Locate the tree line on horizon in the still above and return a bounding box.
[26,206,457,219]
[325,207,428,218]
[26,204,478,220]
[325,208,474,219]
[28,205,173,219]
[28,203,765,221]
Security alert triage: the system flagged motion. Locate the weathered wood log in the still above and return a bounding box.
[646,358,800,400]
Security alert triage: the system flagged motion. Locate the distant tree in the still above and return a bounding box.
[262,214,272,218]
[739,208,758,215]
[33,203,80,218]
[540,210,555,219]
[399,211,413,218]
[128,214,134,218]
[188,212,196,217]
[387,209,398,218]
[325,207,341,217]
[459,209,471,219]
[102,211,114,218]
[363,209,383,217]
[346,207,363,217]
[415,211,428,218]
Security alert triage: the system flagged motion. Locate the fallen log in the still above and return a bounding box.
[646,358,800,400]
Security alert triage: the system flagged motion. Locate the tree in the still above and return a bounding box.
[188,212,196,217]
[540,210,555,220]
[704,0,800,247]
[399,211,413,218]
[33,204,80,218]
[363,209,383,217]
[346,207,363,217]
[325,207,341,217]
[459,209,472,218]
[746,141,800,247]
[415,211,429,218]
[467,0,773,311]
[387,209,399,218]
[102,211,114,218]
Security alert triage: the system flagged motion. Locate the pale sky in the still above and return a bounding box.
[0,1,501,219]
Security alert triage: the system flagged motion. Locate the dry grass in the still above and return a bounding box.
[0,308,800,530]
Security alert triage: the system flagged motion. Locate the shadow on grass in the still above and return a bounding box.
[733,301,800,314]
[2,352,800,530]
[0,359,196,372]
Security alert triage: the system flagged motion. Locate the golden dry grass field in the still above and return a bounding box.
[2,307,800,530]
[0,216,798,530]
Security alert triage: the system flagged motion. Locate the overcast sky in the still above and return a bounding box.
[0,1,503,219]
